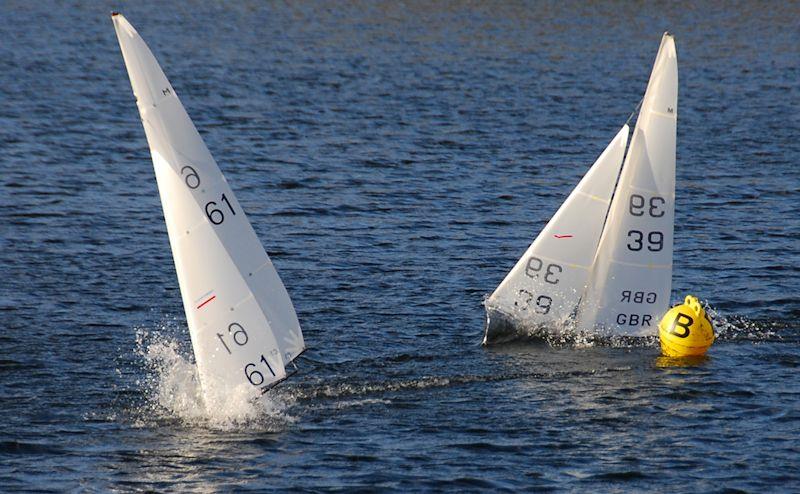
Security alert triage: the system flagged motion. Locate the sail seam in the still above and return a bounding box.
[575,191,611,203]
[610,259,672,268]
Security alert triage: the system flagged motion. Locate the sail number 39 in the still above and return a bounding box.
[516,256,562,314]
[627,194,665,252]
[627,230,663,251]
[629,194,665,217]
[525,257,562,284]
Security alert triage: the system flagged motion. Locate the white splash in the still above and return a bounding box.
[133,323,296,430]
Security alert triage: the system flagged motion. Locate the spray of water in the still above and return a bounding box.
[704,304,786,342]
[130,321,296,430]
[484,297,786,347]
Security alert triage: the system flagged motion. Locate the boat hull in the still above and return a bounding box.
[482,307,555,345]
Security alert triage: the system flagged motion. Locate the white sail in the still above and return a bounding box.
[112,14,305,402]
[577,33,678,336]
[483,125,629,343]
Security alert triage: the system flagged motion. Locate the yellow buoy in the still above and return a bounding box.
[658,295,715,357]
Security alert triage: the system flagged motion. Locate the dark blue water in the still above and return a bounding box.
[2,1,799,491]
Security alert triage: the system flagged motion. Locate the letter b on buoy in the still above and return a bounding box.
[668,312,693,338]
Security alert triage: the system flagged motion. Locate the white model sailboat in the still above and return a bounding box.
[112,14,305,404]
[484,33,678,344]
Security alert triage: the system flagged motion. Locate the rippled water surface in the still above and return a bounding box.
[2,1,799,491]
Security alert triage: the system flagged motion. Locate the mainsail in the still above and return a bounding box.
[577,33,678,336]
[112,14,305,402]
[485,32,678,342]
[483,126,629,343]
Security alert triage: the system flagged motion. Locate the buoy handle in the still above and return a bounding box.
[683,295,705,320]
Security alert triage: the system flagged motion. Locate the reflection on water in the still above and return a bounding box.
[654,354,709,369]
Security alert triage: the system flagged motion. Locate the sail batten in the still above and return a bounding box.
[113,14,304,404]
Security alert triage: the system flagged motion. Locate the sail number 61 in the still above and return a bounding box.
[180,165,238,226]
[245,355,277,386]
[217,322,248,354]
[205,193,236,225]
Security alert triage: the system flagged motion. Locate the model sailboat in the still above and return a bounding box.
[484,33,678,344]
[112,14,305,404]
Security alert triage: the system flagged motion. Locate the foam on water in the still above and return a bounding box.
[485,296,789,348]
[131,324,295,431]
[705,305,788,342]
